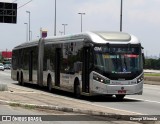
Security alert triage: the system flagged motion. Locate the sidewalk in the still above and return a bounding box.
[144,76,160,84]
[0,84,144,123]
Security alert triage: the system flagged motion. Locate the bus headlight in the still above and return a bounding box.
[137,74,144,84]
[93,73,110,84]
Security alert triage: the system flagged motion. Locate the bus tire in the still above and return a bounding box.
[17,72,20,84]
[20,73,24,86]
[74,80,81,98]
[47,76,52,92]
[116,95,125,100]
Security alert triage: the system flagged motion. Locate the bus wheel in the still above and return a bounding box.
[19,73,24,86]
[116,95,125,100]
[47,76,52,92]
[17,73,20,85]
[74,80,81,98]
[18,77,21,85]
[21,74,24,85]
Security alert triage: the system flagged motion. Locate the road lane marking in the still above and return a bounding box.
[79,102,143,115]
[126,97,160,104]
[144,84,160,89]
[38,91,143,115]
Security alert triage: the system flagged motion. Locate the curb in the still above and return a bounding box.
[0,99,114,116]
[0,84,8,91]
[3,100,158,124]
[0,96,158,123]
[0,99,142,122]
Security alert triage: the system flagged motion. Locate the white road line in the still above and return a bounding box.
[144,84,160,88]
[39,91,143,115]
[126,97,160,104]
[78,102,143,115]
[144,86,160,90]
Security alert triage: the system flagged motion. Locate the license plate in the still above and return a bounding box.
[118,90,126,94]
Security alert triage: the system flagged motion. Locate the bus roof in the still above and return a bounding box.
[13,31,140,50]
[45,31,140,44]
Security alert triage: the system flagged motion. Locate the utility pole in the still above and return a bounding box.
[24,23,28,42]
[59,31,63,36]
[120,0,123,32]
[26,11,31,41]
[62,24,68,35]
[54,0,56,36]
[78,13,85,32]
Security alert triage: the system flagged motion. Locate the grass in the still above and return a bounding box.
[144,73,160,77]
[9,103,36,110]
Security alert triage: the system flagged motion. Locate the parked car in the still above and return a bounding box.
[4,64,11,69]
[0,63,4,71]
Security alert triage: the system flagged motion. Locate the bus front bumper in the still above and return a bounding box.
[91,80,143,96]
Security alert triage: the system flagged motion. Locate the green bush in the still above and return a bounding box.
[144,58,160,70]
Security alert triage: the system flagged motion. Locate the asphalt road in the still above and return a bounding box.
[91,84,160,115]
[0,70,160,116]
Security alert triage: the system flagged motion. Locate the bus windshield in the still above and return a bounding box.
[94,46,143,79]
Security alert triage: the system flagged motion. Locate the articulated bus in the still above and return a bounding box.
[11,31,144,100]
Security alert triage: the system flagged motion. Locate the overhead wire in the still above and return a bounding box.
[18,0,33,9]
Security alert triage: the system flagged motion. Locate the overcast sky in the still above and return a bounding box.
[0,0,160,57]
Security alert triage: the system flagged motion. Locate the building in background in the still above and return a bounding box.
[0,51,12,64]
[1,51,12,59]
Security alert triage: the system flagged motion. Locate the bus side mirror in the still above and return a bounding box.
[141,46,145,67]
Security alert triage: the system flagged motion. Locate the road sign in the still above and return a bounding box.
[42,30,47,38]
[0,2,17,24]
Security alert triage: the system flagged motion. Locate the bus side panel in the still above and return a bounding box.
[82,47,90,93]
[29,51,33,81]
[11,69,17,81]
[38,39,44,86]
[32,46,38,84]
[59,42,84,92]
[11,50,19,81]
[55,48,61,87]
[43,43,56,87]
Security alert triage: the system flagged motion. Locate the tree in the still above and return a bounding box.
[144,58,160,70]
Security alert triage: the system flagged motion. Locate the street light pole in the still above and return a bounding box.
[30,30,32,41]
[59,31,63,36]
[26,11,31,41]
[120,0,123,32]
[62,24,68,35]
[78,13,85,32]
[24,23,28,42]
[54,0,56,36]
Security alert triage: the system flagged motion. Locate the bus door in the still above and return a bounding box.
[29,51,33,81]
[55,48,61,87]
[82,47,90,93]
